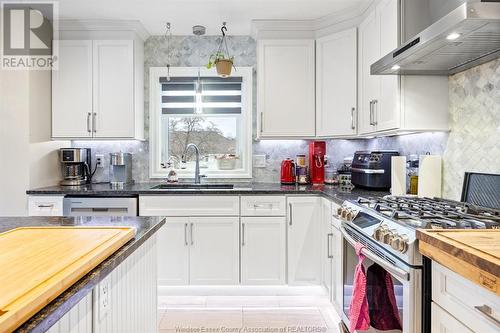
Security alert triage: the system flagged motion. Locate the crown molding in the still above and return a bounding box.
[58,19,150,41]
[251,0,376,39]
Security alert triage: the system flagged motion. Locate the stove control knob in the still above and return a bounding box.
[373,224,388,241]
[399,235,409,253]
[383,229,397,245]
[337,207,343,217]
[345,209,357,222]
[391,235,402,251]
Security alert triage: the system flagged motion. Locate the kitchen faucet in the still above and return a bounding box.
[182,143,203,184]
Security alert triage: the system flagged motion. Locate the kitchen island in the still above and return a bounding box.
[0,216,165,333]
[417,229,500,333]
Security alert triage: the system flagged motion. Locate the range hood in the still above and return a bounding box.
[372,0,500,75]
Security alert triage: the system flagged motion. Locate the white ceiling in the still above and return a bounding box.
[57,0,372,36]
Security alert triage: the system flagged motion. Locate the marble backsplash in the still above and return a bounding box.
[73,35,449,184]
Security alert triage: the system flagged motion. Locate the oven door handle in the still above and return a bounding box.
[341,226,410,281]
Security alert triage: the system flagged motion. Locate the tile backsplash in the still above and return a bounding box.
[73,35,498,201]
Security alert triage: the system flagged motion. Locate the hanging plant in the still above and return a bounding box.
[206,22,235,78]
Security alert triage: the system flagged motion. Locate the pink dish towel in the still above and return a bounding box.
[348,242,370,332]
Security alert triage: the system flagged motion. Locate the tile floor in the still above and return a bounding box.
[158,295,342,333]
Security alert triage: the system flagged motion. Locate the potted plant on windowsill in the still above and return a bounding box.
[207,52,234,77]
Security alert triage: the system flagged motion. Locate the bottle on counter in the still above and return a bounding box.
[407,154,419,195]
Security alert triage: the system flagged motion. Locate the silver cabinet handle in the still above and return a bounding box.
[260,112,264,133]
[242,223,246,246]
[37,204,54,208]
[327,233,333,259]
[369,100,374,125]
[253,203,273,209]
[289,203,293,226]
[190,223,194,245]
[92,113,97,133]
[184,223,188,246]
[87,112,92,133]
[474,305,500,327]
[351,107,356,130]
[373,100,378,125]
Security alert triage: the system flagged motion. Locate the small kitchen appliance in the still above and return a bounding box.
[280,159,296,185]
[59,148,92,186]
[351,150,399,190]
[309,141,326,184]
[109,152,133,186]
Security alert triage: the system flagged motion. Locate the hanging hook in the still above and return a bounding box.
[221,22,227,37]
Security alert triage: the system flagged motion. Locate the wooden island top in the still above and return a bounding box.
[417,229,500,295]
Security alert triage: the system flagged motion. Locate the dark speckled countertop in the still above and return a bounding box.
[27,182,389,205]
[0,216,165,333]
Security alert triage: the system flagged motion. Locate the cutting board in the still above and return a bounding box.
[0,226,135,333]
[417,229,500,295]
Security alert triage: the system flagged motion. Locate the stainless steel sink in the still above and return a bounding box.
[150,183,234,190]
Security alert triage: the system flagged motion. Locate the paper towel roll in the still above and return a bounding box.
[391,156,407,196]
[418,155,442,198]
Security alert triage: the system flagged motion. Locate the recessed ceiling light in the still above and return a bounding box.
[392,65,401,70]
[446,32,461,41]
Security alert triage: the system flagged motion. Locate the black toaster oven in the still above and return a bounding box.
[351,150,399,190]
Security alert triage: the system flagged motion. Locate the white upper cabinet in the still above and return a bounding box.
[358,0,448,135]
[92,40,135,138]
[52,40,93,138]
[52,29,145,140]
[316,28,358,137]
[358,0,399,135]
[257,39,316,138]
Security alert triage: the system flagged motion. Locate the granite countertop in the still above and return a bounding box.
[27,182,389,205]
[0,216,165,333]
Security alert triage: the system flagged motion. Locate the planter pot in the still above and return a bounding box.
[215,59,233,77]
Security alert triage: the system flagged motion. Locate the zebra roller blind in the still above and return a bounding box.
[160,76,243,115]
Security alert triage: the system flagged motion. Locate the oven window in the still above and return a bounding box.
[343,239,403,332]
[352,212,381,228]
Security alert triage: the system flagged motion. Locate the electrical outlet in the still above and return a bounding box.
[98,279,110,320]
[253,155,266,168]
[95,154,104,168]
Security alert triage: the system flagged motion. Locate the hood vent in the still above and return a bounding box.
[371,1,500,75]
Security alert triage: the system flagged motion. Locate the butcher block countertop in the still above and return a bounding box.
[0,216,165,333]
[417,229,500,295]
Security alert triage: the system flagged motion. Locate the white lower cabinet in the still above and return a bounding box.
[287,196,321,285]
[241,216,286,285]
[157,217,239,285]
[432,302,473,333]
[157,217,189,285]
[432,261,500,333]
[189,217,239,285]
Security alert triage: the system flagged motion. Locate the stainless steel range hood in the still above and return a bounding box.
[371,0,500,75]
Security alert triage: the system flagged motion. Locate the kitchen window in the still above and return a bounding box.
[149,67,253,179]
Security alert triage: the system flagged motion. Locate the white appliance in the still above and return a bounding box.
[63,197,138,216]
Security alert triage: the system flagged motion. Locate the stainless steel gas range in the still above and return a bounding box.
[337,196,500,333]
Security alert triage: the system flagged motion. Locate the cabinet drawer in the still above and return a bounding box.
[28,196,64,216]
[139,195,239,216]
[431,302,473,333]
[240,196,286,216]
[432,262,500,333]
